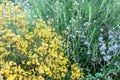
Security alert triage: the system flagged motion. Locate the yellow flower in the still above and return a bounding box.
[71,64,83,80]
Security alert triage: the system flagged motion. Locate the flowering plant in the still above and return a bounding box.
[0,0,83,80]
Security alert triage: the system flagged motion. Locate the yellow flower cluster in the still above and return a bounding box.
[0,0,83,80]
[0,0,28,29]
[71,64,84,80]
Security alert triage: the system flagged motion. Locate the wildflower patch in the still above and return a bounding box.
[0,0,83,80]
